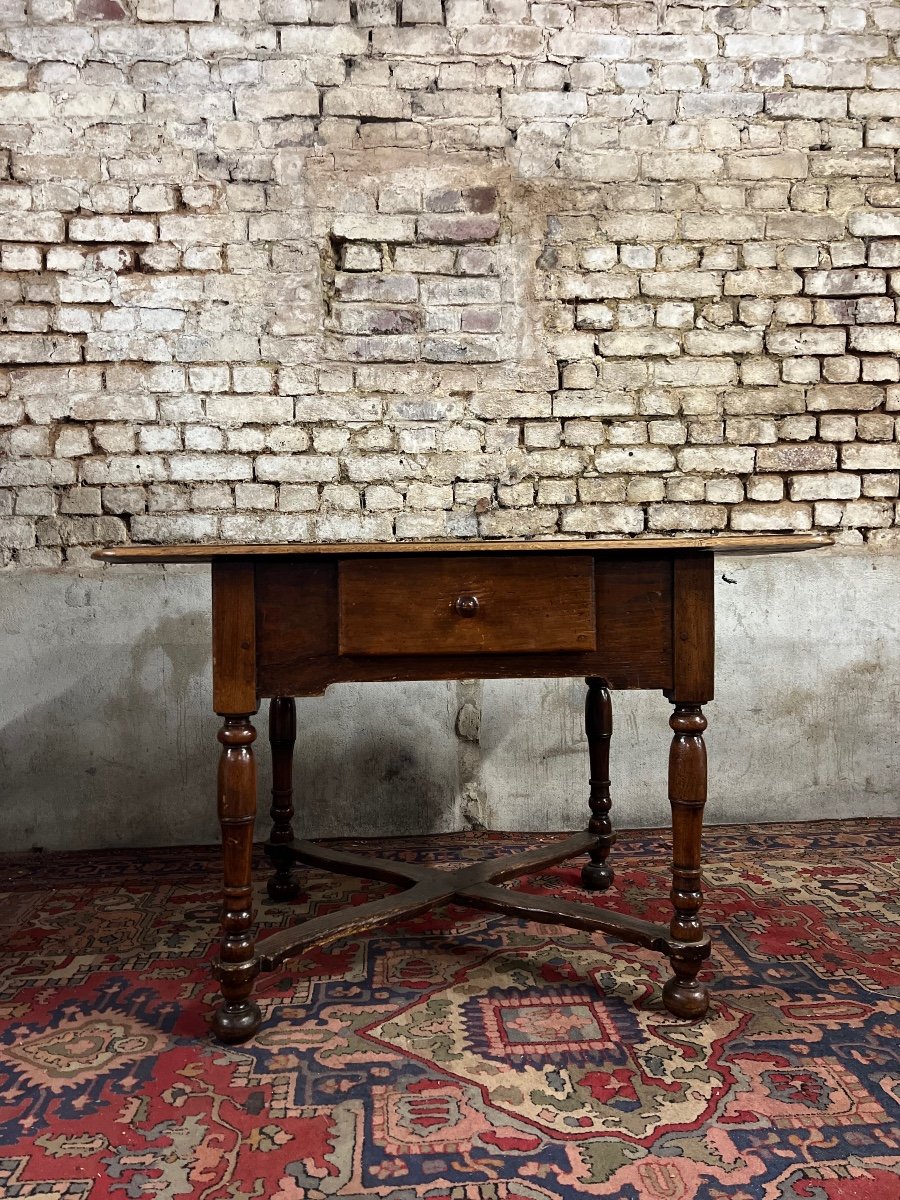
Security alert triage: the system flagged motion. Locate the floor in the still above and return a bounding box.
[0,819,898,1199]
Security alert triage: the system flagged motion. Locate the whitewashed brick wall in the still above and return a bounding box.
[1,0,899,565]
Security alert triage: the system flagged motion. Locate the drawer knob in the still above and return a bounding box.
[454,594,479,618]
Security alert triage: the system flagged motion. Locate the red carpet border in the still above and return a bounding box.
[0,819,898,1198]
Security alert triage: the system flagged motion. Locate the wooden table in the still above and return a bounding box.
[94,535,830,1042]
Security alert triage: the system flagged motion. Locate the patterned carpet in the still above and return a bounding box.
[0,819,898,1199]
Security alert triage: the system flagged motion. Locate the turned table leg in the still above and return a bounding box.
[581,677,615,892]
[663,702,710,1019]
[212,714,262,1043]
[266,696,302,902]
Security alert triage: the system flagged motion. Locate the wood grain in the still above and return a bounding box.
[255,830,711,970]
[668,552,715,704]
[212,715,262,1042]
[92,533,833,564]
[581,679,615,892]
[663,703,711,1019]
[255,554,673,695]
[338,554,596,656]
[95,536,827,1040]
[211,560,257,715]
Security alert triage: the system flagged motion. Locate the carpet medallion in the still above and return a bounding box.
[0,820,897,1198]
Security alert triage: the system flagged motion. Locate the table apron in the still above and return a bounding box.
[244,552,678,697]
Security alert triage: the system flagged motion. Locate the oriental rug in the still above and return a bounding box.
[0,819,898,1199]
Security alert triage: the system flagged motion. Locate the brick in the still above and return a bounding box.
[559,505,643,534]
[654,359,738,387]
[756,444,837,471]
[548,32,630,59]
[730,502,813,531]
[848,210,900,238]
[290,393,378,427]
[574,305,614,331]
[206,396,293,423]
[806,385,884,412]
[849,91,900,118]
[809,151,894,179]
[594,447,675,473]
[766,214,844,241]
[168,455,251,482]
[478,509,558,537]
[848,327,900,354]
[727,151,808,180]
[0,335,81,364]
[235,87,320,119]
[746,476,783,502]
[255,455,339,482]
[681,214,765,242]
[457,26,544,57]
[281,25,368,55]
[765,91,847,119]
[677,447,756,474]
[159,215,246,244]
[0,213,66,242]
[0,6,895,554]
[789,473,861,501]
[841,444,900,470]
[596,332,680,357]
[416,214,500,243]
[644,153,723,181]
[648,503,728,531]
[725,270,802,296]
[640,272,721,298]
[683,330,763,356]
[804,270,886,297]
[69,216,157,242]
[557,272,638,300]
[323,87,406,119]
[814,499,891,529]
[724,34,806,57]
[679,93,763,118]
[331,214,417,243]
[130,514,217,542]
[637,33,718,60]
[503,92,588,119]
[36,516,127,546]
[766,329,847,355]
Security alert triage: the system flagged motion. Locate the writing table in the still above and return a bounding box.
[94,535,831,1042]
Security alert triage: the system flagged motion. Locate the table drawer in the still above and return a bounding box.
[338,554,596,656]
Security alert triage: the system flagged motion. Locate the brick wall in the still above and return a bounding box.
[1,0,899,566]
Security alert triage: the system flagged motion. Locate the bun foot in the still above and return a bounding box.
[581,861,614,892]
[266,872,301,902]
[662,972,709,1020]
[212,999,262,1043]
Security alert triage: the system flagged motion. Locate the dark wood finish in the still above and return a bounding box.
[255,554,672,696]
[212,715,262,1042]
[258,835,599,965]
[255,831,710,969]
[663,703,710,1019]
[92,535,831,1042]
[265,697,301,902]
[338,554,596,656]
[581,678,615,891]
[667,552,715,704]
[212,560,257,714]
[93,534,833,563]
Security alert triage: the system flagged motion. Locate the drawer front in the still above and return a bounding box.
[338,554,596,656]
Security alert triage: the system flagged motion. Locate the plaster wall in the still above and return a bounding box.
[1,546,896,853]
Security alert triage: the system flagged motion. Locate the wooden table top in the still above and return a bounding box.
[93,534,833,564]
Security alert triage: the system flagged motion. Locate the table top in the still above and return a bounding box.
[93,534,833,564]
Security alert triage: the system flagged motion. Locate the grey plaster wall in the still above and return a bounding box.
[1,547,897,853]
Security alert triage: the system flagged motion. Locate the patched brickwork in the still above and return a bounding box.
[1,0,899,564]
